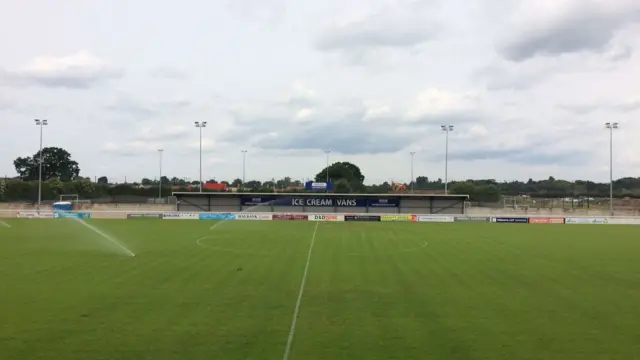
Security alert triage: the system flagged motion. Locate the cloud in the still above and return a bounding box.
[442,146,590,166]
[223,85,485,155]
[105,93,192,120]
[556,103,603,115]
[149,66,188,80]
[499,0,640,62]
[315,1,440,56]
[1,51,123,88]
[612,96,640,112]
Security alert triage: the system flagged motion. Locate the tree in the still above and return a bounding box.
[314,161,366,192]
[14,147,81,181]
[141,178,153,186]
[97,176,109,184]
[231,178,243,187]
[244,180,262,189]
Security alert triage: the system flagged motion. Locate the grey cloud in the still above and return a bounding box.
[612,99,640,113]
[472,65,547,91]
[436,147,590,166]
[556,104,602,115]
[253,120,414,155]
[149,67,188,80]
[1,66,123,89]
[315,1,439,52]
[106,95,191,119]
[500,6,640,62]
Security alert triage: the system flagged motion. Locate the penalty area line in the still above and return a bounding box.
[282,221,319,360]
[0,220,10,228]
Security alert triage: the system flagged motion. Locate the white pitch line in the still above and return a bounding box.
[0,220,10,228]
[282,221,319,360]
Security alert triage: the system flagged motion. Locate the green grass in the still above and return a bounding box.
[1,219,640,360]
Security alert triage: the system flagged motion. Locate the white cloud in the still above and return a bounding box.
[1,51,123,88]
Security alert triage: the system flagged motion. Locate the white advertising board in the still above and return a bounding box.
[308,214,344,221]
[17,211,54,219]
[416,215,454,223]
[235,213,272,220]
[565,217,608,224]
[162,213,199,220]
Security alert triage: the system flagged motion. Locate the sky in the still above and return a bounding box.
[1,0,639,185]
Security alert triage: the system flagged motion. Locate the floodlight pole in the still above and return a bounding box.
[195,122,207,192]
[158,149,163,199]
[34,119,48,207]
[241,150,247,187]
[605,122,618,216]
[410,152,416,193]
[441,125,454,194]
[324,150,331,192]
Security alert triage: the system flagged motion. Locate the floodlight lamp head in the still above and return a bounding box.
[612,123,619,128]
[202,122,207,127]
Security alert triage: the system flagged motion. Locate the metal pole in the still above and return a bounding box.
[605,122,618,216]
[158,149,163,199]
[242,150,247,186]
[445,129,449,194]
[609,125,613,216]
[199,125,202,192]
[38,121,43,205]
[410,152,415,193]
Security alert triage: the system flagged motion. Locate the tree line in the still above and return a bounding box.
[3,146,640,203]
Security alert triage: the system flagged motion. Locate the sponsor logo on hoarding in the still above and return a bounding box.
[235,213,272,220]
[416,216,455,223]
[606,218,640,225]
[240,196,398,207]
[17,211,54,219]
[54,212,92,219]
[344,215,381,222]
[272,214,308,220]
[565,217,608,224]
[528,217,565,224]
[162,213,199,219]
[127,213,162,219]
[454,216,490,222]
[492,217,529,223]
[381,215,414,222]
[199,213,236,220]
[310,214,342,221]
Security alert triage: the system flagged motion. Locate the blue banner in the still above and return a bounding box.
[199,213,236,220]
[240,196,399,207]
[54,212,92,219]
[304,181,333,191]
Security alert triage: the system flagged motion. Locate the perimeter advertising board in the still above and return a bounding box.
[565,217,608,224]
[235,213,272,220]
[528,217,565,224]
[309,214,344,221]
[272,214,308,221]
[199,213,236,220]
[162,213,199,220]
[454,216,490,222]
[381,215,415,222]
[344,215,380,222]
[127,213,162,219]
[416,215,455,222]
[491,217,529,223]
[17,211,54,219]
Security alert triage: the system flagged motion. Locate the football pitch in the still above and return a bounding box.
[1,219,640,360]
